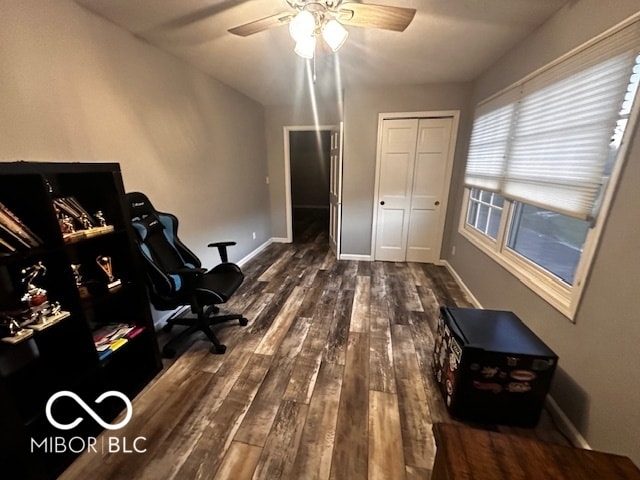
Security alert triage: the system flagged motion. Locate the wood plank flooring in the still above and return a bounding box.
[61,213,570,479]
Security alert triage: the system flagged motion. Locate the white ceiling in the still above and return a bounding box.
[75,0,569,106]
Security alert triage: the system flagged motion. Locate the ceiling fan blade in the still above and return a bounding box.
[228,11,294,37]
[338,3,416,32]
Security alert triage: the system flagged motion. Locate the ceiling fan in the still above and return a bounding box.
[228,1,416,58]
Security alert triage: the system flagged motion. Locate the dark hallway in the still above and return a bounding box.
[289,130,331,245]
[292,208,329,245]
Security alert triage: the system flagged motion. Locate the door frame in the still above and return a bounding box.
[329,122,344,257]
[283,124,336,243]
[371,111,460,262]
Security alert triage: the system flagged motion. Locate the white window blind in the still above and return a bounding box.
[464,20,640,220]
[464,88,518,192]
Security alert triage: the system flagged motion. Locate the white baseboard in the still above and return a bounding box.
[439,259,589,449]
[339,253,373,261]
[237,239,273,267]
[438,259,482,308]
[271,237,291,244]
[545,396,591,449]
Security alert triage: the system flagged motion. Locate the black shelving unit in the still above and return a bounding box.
[0,161,162,479]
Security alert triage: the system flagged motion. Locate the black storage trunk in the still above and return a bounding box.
[433,306,558,427]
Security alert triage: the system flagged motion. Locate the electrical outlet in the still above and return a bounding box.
[252,232,256,240]
[265,176,270,184]
[451,245,456,256]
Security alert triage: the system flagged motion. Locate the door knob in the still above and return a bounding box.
[380,201,385,205]
[434,201,440,206]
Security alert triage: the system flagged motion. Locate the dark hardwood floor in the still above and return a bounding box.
[62,211,569,479]
[292,207,329,244]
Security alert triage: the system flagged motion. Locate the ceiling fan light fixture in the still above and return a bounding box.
[289,10,315,42]
[294,35,316,59]
[322,19,348,52]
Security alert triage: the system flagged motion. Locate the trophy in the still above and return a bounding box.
[0,312,33,344]
[59,214,75,235]
[96,255,122,290]
[70,263,82,286]
[54,197,114,241]
[84,210,114,237]
[71,263,90,298]
[80,213,93,230]
[94,211,107,227]
[20,261,69,331]
[58,212,84,242]
[21,262,48,313]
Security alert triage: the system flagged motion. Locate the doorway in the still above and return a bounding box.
[372,112,459,263]
[289,130,331,243]
[284,124,342,253]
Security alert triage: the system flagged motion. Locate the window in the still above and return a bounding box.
[466,188,504,240]
[506,203,590,285]
[460,20,640,319]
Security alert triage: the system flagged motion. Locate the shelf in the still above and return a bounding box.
[0,162,162,479]
[27,310,71,332]
[62,225,116,244]
[1,328,33,345]
[1,310,71,345]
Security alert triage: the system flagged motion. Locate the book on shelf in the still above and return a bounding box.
[127,326,145,339]
[98,348,113,361]
[109,338,128,351]
[93,323,144,354]
[0,202,43,249]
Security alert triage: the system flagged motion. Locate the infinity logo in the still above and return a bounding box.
[45,391,133,431]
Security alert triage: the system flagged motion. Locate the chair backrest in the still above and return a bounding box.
[126,192,200,309]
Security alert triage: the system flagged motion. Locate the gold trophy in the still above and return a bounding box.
[19,261,69,331]
[96,255,122,290]
[85,210,114,237]
[0,313,33,344]
[71,263,90,298]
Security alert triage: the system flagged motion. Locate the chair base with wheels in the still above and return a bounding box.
[126,191,248,357]
[161,304,248,357]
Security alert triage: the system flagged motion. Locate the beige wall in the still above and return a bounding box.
[0,0,269,267]
[445,0,640,463]
[265,99,341,239]
[265,81,474,250]
[4,0,640,467]
[341,83,473,256]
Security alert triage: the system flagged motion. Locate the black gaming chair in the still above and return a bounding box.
[126,192,247,357]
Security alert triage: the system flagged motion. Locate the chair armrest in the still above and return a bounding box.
[207,241,237,263]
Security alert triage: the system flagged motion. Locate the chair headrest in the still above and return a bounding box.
[126,191,155,220]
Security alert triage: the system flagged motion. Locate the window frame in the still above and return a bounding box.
[459,89,637,319]
[465,188,506,241]
[458,15,640,321]
[459,192,577,317]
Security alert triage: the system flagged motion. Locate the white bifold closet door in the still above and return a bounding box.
[374,117,453,263]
